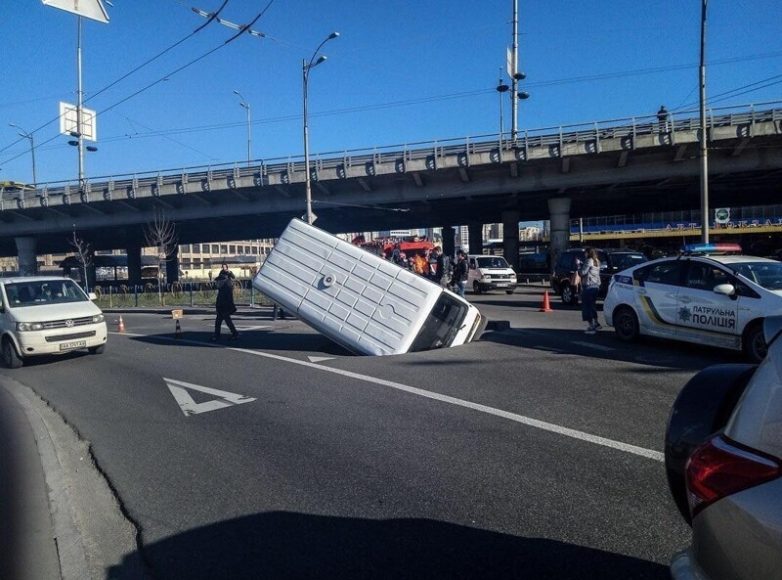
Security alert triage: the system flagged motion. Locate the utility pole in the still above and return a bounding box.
[699,0,709,243]
[511,0,519,139]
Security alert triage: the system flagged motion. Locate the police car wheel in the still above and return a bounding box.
[613,306,639,342]
[743,321,767,363]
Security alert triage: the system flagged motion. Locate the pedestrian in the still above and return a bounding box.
[577,248,602,334]
[450,250,468,297]
[212,263,238,341]
[657,105,669,133]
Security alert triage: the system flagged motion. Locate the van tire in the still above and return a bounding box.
[613,306,640,342]
[2,339,22,369]
[88,345,105,355]
[743,321,767,363]
[505,289,514,295]
[472,282,482,295]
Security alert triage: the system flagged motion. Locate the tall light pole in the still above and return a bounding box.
[233,90,252,167]
[303,31,339,225]
[9,123,37,189]
[699,0,710,243]
[507,0,529,140]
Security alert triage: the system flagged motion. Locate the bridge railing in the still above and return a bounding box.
[14,100,782,201]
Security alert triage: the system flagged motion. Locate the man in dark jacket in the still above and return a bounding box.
[450,250,468,297]
[212,263,238,341]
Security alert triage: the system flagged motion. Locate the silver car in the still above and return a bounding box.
[665,316,782,579]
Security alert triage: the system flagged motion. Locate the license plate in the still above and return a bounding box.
[496,283,509,287]
[59,340,86,351]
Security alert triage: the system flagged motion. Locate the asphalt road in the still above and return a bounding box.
[2,286,736,579]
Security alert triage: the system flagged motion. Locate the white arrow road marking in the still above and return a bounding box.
[164,378,256,416]
[307,356,335,363]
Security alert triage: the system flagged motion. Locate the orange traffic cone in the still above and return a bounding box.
[539,291,553,313]
[117,315,126,333]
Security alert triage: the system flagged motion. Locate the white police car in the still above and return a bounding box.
[603,244,782,362]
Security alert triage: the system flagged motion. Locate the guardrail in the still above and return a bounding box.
[8,100,782,201]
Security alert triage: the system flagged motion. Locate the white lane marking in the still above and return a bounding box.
[571,341,615,352]
[114,332,663,461]
[307,356,335,363]
[235,325,270,331]
[164,377,256,416]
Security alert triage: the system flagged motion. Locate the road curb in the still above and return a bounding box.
[0,379,147,579]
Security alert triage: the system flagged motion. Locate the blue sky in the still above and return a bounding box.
[2,0,781,185]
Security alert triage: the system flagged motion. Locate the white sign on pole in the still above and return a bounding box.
[506,46,515,78]
[42,0,109,23]
[59,102,97,141]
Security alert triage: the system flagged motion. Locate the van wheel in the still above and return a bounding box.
[2,339,22,369]
[505,289,514,295]
[473,281,482,294]
[88,345,105,355]
[613,306,639,342]
[743,321,767,363]
[561,284,578,305]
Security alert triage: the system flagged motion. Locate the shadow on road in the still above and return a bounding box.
[479,326,742,371]
[108,511,669,580]
[130,330,353,356]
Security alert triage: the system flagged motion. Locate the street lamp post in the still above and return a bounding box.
[303,31,339,225]
[9,123,37,189]
[233,90,252,167]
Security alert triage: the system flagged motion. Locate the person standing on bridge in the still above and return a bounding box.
[211,263,239,341]
[657,105,669,133]
[577,249,602,335]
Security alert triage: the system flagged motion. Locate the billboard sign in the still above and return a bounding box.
[59,102,97,141]
[42,0,109,23]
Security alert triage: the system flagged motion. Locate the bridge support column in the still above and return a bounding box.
[502,211,520,270]
[468,222,483,255]
[441,226,456,260]
[166,245,180,284]
[127,245,142,287]
[15,237,37,276]
[548,197,572,272]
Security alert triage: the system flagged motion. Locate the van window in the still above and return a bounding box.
[409,293,469,352]
[5,280,88,308]
[476,256,510,269]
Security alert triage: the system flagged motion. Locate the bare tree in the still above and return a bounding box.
[68,231,92,292]
[144,209,178,305]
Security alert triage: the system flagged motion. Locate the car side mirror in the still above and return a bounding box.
[713,283,735,297]
[88,292,98,301]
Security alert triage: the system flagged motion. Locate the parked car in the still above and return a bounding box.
[550,248,647,304]
[0,276,108,368]
[467,255,517,294]
[665,315,782,580]
[604,243,782,362]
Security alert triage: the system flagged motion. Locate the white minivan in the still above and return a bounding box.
[253,219,486,356]
[467,255,517,294]
[0,276,108,368]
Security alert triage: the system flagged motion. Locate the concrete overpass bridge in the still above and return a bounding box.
[3,102,781,279]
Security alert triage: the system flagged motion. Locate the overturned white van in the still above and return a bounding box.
[253,219,485,355]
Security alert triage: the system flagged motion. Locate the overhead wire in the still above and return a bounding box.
[0,0,275,169]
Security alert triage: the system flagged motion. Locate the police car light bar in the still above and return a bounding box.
[681,243,742,255]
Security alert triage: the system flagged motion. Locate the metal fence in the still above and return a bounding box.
[92,280,273,309]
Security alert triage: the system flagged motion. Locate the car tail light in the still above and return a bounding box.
[686,435,781,518]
